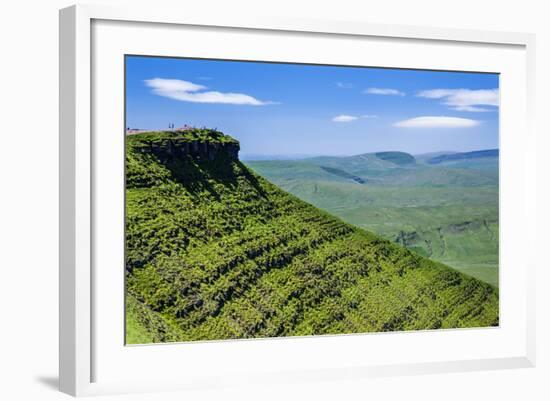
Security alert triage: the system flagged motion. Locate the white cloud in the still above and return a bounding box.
[417,88,499,112]
[393,116,480,128]
[336,82,353,89]
[332,114,379,122]
[332,115,358,122]
[364,88,405,96]
[144,78,277,105]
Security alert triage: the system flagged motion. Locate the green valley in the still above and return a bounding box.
[247,150,499,286]
[125,129,498,344]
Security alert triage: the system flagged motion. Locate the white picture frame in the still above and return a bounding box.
[59,4,536,397]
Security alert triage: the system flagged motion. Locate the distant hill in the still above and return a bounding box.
[427,149,499,165]
[245,151,424,188]
[414,151,458,164]
[125,129,498,344]
[248,150,497,189]
[309,151,416,172]
[375,151,416,165]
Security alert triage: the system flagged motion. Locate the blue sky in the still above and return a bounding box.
[126,56,499,158]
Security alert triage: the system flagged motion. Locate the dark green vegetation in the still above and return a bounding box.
[375,151,416,165]
[125,129,498,344]
[247,149,499,287]
[128,128,240,146]
[320,166,365,184]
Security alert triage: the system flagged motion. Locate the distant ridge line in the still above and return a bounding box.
[427,149,499,164]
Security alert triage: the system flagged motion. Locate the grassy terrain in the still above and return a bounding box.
[125,129,498,344]
[247,151,499,286]
[127,128,239,146]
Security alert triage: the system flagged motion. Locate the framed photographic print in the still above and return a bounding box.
[59,4,536,396]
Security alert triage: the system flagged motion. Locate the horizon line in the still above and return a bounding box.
[240,147,499,161]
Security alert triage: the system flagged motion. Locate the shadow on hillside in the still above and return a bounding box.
[161,156,268,199]
[237,161,269,198]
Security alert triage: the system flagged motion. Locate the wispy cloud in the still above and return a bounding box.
[417,88,499,112]
[336,82,353,89]
[332,114,379,122]
[364,87,405,96]
[393,116,480,128]
[332,115,358,122]
[144,78,277,105]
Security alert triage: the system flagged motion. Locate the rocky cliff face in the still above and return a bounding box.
[129,130,240,162]
[137,138,240,161]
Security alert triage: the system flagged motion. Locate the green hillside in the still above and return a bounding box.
[375,151,416,165]
[247,151,499,286]
[125,130,498,344]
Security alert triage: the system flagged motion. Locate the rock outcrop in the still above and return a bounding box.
[133,134,240,162]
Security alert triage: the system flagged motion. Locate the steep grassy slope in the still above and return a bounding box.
[247,152,499,286]
[125,130,498,344]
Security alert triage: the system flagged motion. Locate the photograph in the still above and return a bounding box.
[124,55,499,344]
